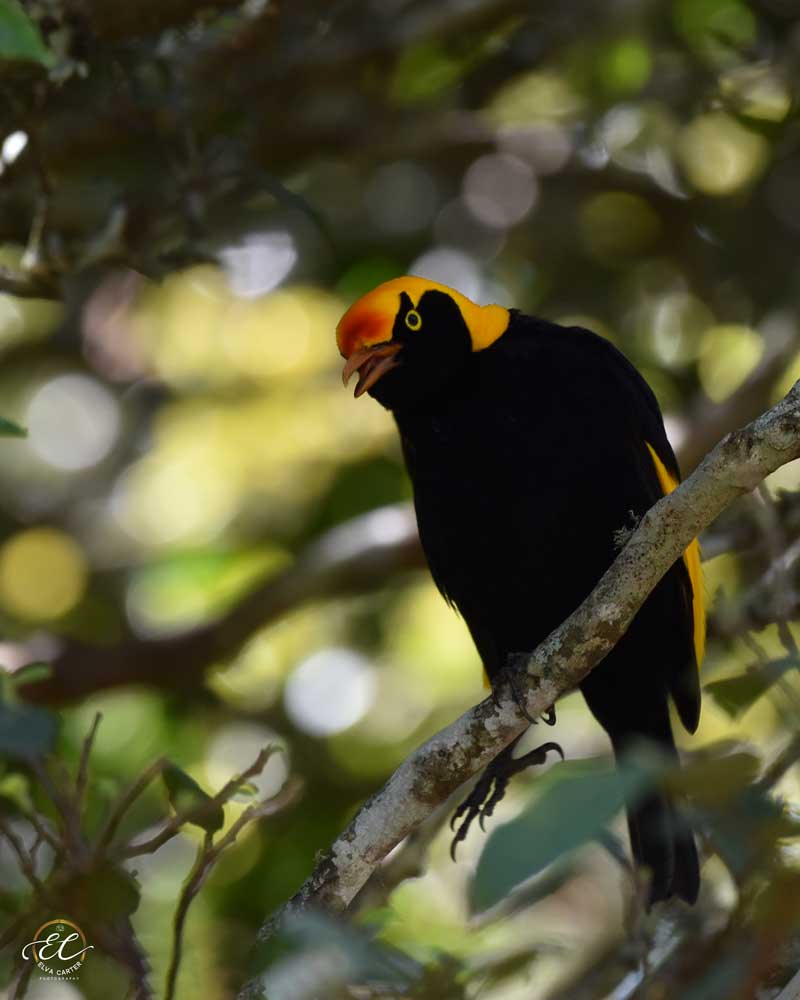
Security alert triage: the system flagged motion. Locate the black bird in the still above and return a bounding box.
[337,276,704,905]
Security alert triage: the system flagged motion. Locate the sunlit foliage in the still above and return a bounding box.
[0,1,800,998]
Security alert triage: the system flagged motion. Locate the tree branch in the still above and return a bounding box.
[18,384,797,709]
[237,381,800,997]
[19,503,425,705]
[0,265,60,300]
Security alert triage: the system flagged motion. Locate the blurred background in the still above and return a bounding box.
[1,1,800,998]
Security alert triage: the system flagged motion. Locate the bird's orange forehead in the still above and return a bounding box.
[336,278,428,358]
[335,275,511,358]
[336,303,394,359]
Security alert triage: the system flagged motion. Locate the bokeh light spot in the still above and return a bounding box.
[409,247,485,302]
[699,324,763,402]
[0,527,88,621]
[678,113,768,196]
[497,123,572,175]
[463,153,537,229]
[113,448,239,548]
[1,130,28,166]
[599,38,652,94]
[26,373,119,471]
[485,70,583,127]
[635,290,713,369]
[285,648,376,736]
[580,191,661,261]
[220,231,297,299]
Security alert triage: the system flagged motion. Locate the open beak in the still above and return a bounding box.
[341,342,402,397]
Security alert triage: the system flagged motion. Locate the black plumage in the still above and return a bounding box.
[338,281,702,905]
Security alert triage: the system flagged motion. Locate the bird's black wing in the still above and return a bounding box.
[564,325,703,733]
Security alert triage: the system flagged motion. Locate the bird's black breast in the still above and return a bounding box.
[394,314,694,708]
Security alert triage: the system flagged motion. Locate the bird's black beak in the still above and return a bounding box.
[341,342,402,397]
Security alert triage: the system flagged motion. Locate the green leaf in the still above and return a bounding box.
[705,658,799,717]
[0,699,57,760]
[0,1,53,66]
[470,755,663,914]
[230,781,259,802]
[277,911,421,986]
[0,772,34,814]
[10,662,52,690]
[83,861,141,919]
[667,748,761,804]
[162,762,224,834]
[0,415,26,438]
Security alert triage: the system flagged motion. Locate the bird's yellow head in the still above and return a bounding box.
[336,276,510,406]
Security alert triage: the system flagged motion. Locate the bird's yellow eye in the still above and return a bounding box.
[405,309,422,331]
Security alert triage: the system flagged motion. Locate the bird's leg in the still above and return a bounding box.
[450,735,564,859]
[491,652,558,726]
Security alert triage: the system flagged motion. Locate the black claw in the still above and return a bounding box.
[449,738,564,859]
[507,669,537,724]
[449,796,470,831]
[491,655,556,725]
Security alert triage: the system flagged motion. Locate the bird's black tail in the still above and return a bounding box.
[610,726,700,906]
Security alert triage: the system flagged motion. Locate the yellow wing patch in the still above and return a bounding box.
[645,442,706,666]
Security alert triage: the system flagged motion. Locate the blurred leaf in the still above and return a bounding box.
[593,828,632,872]
[231,781,259,802]
[668,748,761,804]
[162,762,224,834]
[705,658,798,717]
[83,861,141,919]
[486,858,575,920]
[0,1,53,66]
[701,784,792,878]
[673,0,756,61]
[389,41,465,105]
[0,698,57,761]
[9,662,52,691]
[682,947,754,1000]
[129,546,287,637]
[598,37,652,95]
[0,415,26,437]
[0,772,34,814]
[699,325,763,402]
[473,946,541,990]
[470,756,662,913]
[263,910,422,994]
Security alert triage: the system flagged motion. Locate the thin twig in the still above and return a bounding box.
[11,956,35,1000]
[755,486,799,657]
[0,265,59,300]
[164,837,210,1000]
[117,747,276,860]
[0,913,28,951]
[75,712,103,818]
[164,777,301,1000]
[0,818,45,894]
[94,756,167,854]
[30,758,75,840]
[758,735,800,791]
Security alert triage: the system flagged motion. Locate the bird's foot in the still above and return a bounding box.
[450,737,564,859]
[614,510,641,550]
[491,653,558,726]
